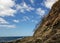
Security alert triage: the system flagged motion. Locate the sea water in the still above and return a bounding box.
[0,37,24,42]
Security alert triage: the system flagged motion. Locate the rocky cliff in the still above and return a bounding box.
[5,0,60,43]
[33,0,60,43]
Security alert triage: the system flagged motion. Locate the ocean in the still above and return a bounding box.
[0,37,24,42]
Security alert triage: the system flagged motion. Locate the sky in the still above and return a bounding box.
[0,0,58,37]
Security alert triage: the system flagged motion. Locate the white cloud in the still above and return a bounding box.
[0,18,16,28]
[0,0,17,29]
[31,20,38,24]
[43,0,58,9]
[36,8,45,17]
[13,20,19,23]
[0,0,16,17]
[16,2,34,13]
[0,18,8,24]
[0,8,16,17]
[0,25,16,28]
[22,16,30,21]
[30,0,34,4]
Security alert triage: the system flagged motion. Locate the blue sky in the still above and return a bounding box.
[0,0,57,37]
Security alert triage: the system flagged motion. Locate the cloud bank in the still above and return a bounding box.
[43,0,58,9]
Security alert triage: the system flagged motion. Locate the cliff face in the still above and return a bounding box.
[6,0,60,43]
[33,0,60,43]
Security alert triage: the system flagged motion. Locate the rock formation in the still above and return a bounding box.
[33,0,60,43]
[5,0,60,43]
